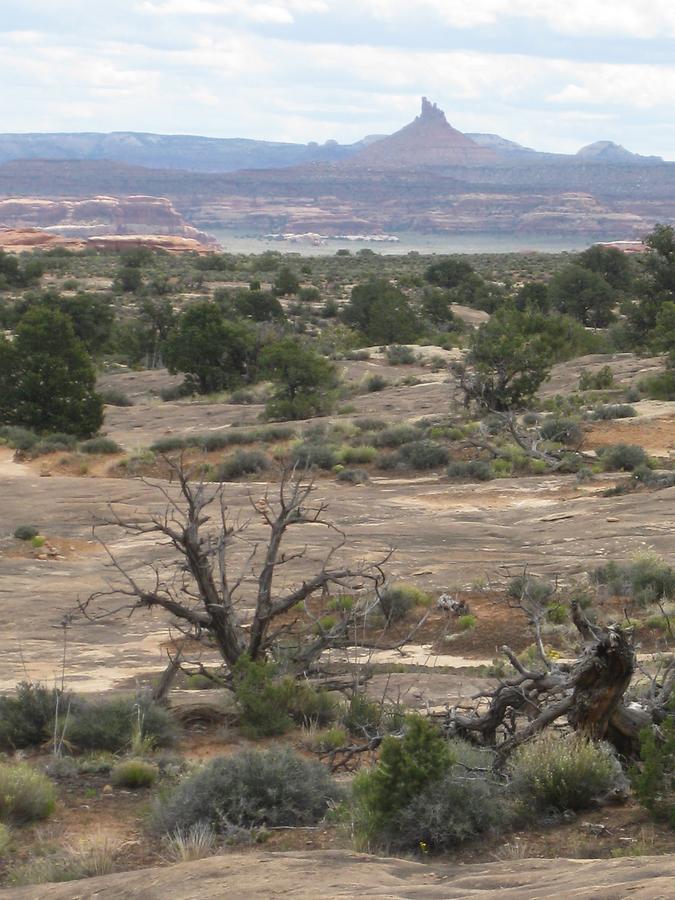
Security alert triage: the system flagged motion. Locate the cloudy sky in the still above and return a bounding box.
[3,0,675,158]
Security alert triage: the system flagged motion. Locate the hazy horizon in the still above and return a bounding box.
[3,2,675,159]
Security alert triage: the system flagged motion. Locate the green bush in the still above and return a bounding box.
[79,436,122,454]
[111,759,158,789]
[152,746,340,834]
[212,449,270,481]
[352,717,453,847]
[540,417,583,445]
[397,440,449,470]
[99,388,133,407]
[340,445,376,465]
[31,433,78,456]
[364,374,388,393]
[379,583,428,622]
[579,365,614,390]
[592,404,637,420]
[337,467,369,484]
[546,603,569,624]
[639,369,675,401]
[342,694,386,737]
[354,418,386,432]
[0,425,40,451]
[13,525,39,541]
[0,682,64,750]
[290,442,338,470]
[372,424,422,448]
[66,697,177,753]
[159,382,194,402]
[0,762,56,823]
[508,733,624,814]
[446,459,494,481]
[0,823,10,857]
[592,555,675,604]
[457,614,477,631]
[631,695,674,827]
[600,443,648,471]
[386,345,417,365]
[506,575,554,605]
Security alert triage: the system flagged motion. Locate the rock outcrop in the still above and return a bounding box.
[0,196,217,247]
[5,850,674,899]
[0,227,216,254]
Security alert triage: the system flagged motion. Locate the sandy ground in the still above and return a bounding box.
[4,850,673,899]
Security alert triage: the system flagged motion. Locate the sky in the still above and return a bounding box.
[3,1,675,158]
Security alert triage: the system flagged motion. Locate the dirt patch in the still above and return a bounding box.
[585,413,675,458]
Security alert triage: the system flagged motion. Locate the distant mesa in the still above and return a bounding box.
[345,97,499,168]
[576,140,663,164]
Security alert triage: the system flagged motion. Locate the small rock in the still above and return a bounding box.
[102,784,114,795]
[606,517,620,522]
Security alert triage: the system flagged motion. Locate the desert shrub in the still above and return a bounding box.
[579,365,614,390]
[639,369,675,401]
[337,467,369,484]
[231,657,292,737]
[152,746,340,834]
[506,575,554,605]
[379,583,429,622]
[309,727,349,753]
[353,716,454,844]
[540,417,583,445]
[342,694,385,737]
[600,443,648,471]
[592,404,637,420]
[0,425,40,451]
[354,417,386,432]
[364,374,388,393]
[546,602,569,624]
[592,554,675,604]
[522,412,541,426]
[31,433,78,456]
[375,451,401,471]
[508,733,624,815]
[0,682,64,750]
[212,449,270,481]
[457,614,477,631]
[232,658,336,736]
[66,697,176,752]
[159,382,194,401]
[372,424,422,448]
[374,743,510,852]
[13,524,39,541]
[385,345,417,365]
[111,759,158,789]
[164,822,218,862]
[397,440,449,470]
[631,695,674,827]
[446,459,494,481]
[290,442,338,470]
[76,753,114,775]
[228,388,258,405]
[79,436,122,454]
[99,388,133,407]
[0,762,56,823]
[0,823,10,857]
[149,435,188,453]
[8,832,121,885]
[340,445,376,465]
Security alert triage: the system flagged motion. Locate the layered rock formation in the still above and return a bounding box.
[0,227,215,254]
[2,101,675,237]
[0,195,216,246]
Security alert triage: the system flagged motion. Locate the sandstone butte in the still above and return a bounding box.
[344,97,499,168]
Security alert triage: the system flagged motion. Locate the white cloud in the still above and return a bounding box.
[137,0,327,23]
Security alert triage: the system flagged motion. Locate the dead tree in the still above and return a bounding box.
[80,459,389,679]
[448,600,673,763]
